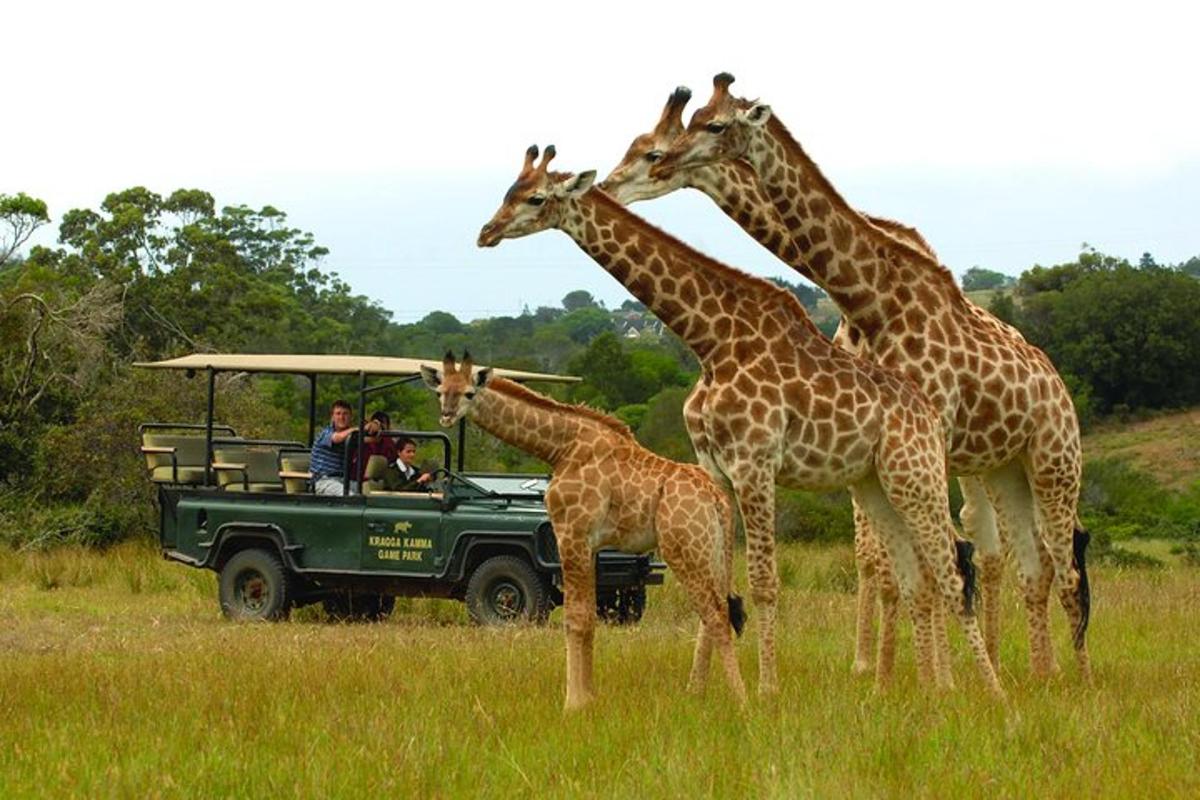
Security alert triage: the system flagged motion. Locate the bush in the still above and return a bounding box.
[1080,458,1198,540]
[774,487,854,543]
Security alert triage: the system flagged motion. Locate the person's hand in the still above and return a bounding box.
[365,420,381,436]
[417,472,432,484]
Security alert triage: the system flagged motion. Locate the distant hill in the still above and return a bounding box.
[1082,408,1200,491]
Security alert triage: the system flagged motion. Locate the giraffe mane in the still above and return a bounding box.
[486,377,636,440]
[760,113,965,299]
[588,189,825,338]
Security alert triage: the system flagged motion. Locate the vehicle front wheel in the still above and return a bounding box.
[465,555,550,625]
[219,548,292,621]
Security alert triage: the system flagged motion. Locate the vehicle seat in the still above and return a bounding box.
[140,433,211,485]
[213,446,285,493]
[279,452,312,494]
[361,455,388,495]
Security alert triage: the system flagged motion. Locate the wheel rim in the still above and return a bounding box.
[234,568,270,615]
[488,580,525,620]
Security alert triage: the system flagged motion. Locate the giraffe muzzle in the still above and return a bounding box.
[477,223,501,248]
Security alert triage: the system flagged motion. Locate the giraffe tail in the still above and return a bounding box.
[727,594,746,637]
[954,539,977,616]
[1073,525,1091,650]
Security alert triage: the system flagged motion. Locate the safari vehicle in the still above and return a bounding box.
[136,354,663,624]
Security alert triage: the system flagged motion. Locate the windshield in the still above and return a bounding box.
[461,474,549,498]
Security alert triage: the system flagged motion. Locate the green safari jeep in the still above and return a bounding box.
[138,353,664,624]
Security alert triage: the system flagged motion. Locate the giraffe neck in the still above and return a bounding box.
[467,378,625,466]
[560,189,819,361]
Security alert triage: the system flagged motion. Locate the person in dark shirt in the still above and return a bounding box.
[353,411,399,482]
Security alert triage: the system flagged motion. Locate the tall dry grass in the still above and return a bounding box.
[1,541,1198,798]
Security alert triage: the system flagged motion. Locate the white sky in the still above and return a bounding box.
[7,0,1199,322]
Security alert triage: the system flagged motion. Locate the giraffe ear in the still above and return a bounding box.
[420,365,442,390]
[739,103,772,127]
[474,367,494,388]
[557,170,596,197]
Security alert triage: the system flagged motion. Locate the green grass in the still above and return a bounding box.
[1,541,1198,798]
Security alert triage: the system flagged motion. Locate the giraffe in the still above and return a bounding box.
[477,145,1004,697]
[650,73,1091,681]
[421,352,746,711]
[600,86,960,680]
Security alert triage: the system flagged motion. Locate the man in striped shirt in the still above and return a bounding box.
[312,399,356,496]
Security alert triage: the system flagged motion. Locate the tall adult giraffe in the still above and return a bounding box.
[601,86,960,677]
[477,145,1004,697]
[650,74,1091,680]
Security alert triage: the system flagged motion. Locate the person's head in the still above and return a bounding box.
[397,437,418,465]
[330,400,353,430]
[370,411,391,429]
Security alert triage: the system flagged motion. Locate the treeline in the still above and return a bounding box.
[986,247,1200,425]
[2,187,1199,550]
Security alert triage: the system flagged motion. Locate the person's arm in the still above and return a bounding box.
[331,426,356,444]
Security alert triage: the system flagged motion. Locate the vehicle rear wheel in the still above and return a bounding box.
[323,591,396,622]
[597,586,646,625]
[219,548,292,621]
[465,555,550,625]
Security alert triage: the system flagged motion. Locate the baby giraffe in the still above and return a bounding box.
[422,352,747,710]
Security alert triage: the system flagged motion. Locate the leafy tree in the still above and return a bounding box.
[769,276,824,309]
[1017,263,1200,412]
[560,306,613,344]
[960,266,1012,291]
[0,192,50,268]
[562,289,598,311]
[1177,256,1200,278]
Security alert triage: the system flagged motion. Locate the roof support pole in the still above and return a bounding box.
[204,368,216,487]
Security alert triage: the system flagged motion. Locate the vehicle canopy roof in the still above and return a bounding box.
[134,353,579,383]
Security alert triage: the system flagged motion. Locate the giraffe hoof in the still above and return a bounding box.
[851,659,873,676]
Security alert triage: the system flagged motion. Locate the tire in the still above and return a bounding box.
[219,548,292,621]
[323,591,396,622]
[465,555,551,625]
[597,586,647,625]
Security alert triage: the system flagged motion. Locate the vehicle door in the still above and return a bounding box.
[361,492,445,575]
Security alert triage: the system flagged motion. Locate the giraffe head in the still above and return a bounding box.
[477,145,596,247]
[598,86,694,204]
[420,351,493,427]
[650,72,771,181]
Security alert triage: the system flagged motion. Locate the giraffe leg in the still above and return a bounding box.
[875,556,901,690]
[851,482,917,693]
[659,496,747,704]
[688,621,715,695]
[879,474,1005,698]
[727,471,780,697]
[1026,431,1091,684]
[982,461,1057,678]
[852,501,881,675]
[911,578,939,689]
[960,475,1004,669]
[927,564,955,690]
[558,540,598,711]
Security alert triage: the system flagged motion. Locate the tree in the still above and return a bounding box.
[768,276,824,309]
[562,289,597,311]
[1017,264,1200,412]
[560,306,612,344]
[0,193,50,268]
[960,267,1011,291]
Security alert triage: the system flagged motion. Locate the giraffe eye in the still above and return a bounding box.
[526,195,546,207]
[465,391,476,399]
[644,150,663,163]
[706,122,727,134]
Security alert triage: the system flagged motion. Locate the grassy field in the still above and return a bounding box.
[2,541,1198,798]
[1083,408,1200,491]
